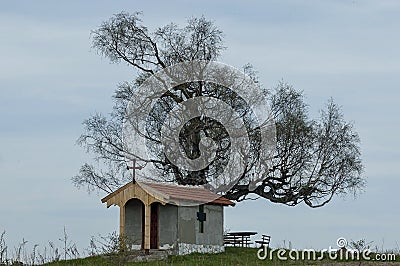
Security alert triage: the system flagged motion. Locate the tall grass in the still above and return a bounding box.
[1,230,399,266]
[0,228,81,265]
[0,229,144,266]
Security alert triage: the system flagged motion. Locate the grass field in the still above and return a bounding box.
[41,247,399,266]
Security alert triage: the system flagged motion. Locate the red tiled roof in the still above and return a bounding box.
[142,182,235,206]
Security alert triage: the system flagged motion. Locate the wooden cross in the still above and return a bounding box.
[197,204,206,233]
[127,159,143,184]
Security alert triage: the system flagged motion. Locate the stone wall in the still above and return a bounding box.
[177,204,224,246]
[124,201,226,254]
[196,205,224,246]
[158,204,178,246]
[177,243,225,255]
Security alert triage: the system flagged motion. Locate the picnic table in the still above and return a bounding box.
[224,231,257,247]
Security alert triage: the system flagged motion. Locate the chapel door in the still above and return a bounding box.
[150,203,158,249]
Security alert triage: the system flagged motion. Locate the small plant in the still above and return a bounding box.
[349,238,373,253]
[86,236,99,256]
[37,246,47,265]
[0,231,8,265]
[58,226,80,261]
[13,238,27,264]
[86,232,144,265]
[48,241,60,262]
[279,239,293,250]
[29,244,39,265]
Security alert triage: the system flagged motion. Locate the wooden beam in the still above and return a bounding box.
[101,182,131,203]
[119,204,125,237]
[144,203,151,251]
[102,182,168,209]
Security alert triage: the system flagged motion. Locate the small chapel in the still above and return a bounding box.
[101,181,235,255]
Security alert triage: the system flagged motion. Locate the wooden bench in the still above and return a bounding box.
[255,234,271,247]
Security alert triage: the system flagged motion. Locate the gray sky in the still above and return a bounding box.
[0,0,399,253]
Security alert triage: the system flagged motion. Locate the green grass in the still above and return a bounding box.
[42,256,110,266]
[133,247,274,266]
[43,247,399,266]
[43,248,286,266]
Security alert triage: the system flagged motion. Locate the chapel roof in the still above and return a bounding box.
[101,181,235,207]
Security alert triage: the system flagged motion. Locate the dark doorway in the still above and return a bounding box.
[150,203,159,249]
[124,198,145,249]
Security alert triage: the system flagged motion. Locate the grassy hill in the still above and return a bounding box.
[41,247,399,266]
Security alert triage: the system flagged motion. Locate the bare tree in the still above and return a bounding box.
[227,82,364,207]
[73,12,364,207]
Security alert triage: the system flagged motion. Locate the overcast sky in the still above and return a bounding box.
[0,0,399,254]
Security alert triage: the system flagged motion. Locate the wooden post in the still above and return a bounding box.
[144,203,151,253]
[119,204,126,252]
[120,204,125,237]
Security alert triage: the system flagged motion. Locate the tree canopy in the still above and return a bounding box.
[73,12,364,208]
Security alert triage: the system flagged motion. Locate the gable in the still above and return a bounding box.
[101,181,235,207]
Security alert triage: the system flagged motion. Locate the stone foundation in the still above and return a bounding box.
[177,243,225,255]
